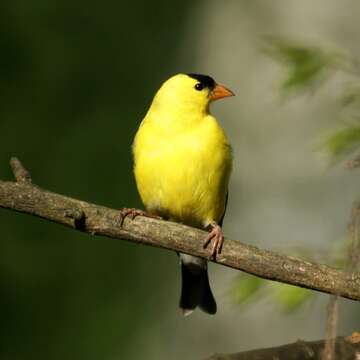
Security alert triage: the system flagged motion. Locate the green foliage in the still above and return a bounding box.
[240,37,358,314]
[341,86,360,107]
[230,273,313,312]
[270,282,313,313]
[230,273,264,304]
[265,36,360,165]
[263,37,338,92]
[322,125,360,161]
[230,38,360,315]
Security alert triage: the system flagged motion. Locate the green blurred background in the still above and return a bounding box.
[1,1,360,359]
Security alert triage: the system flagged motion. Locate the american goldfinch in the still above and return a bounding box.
[128,73,233,315]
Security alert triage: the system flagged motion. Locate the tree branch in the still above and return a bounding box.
[206,333,360,360]
[1,158,360,301]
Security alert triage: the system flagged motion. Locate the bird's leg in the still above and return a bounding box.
[203,222,224,259]
[118,208,162,226]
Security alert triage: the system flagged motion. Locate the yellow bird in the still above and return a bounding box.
[129,73,233,315]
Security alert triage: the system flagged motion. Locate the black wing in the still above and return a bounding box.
[218,191,228,227]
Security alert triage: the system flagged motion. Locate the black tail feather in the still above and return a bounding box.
[179,260,217,315]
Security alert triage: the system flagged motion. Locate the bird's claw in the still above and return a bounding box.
[118,208,161,226]
[203,223,224,260]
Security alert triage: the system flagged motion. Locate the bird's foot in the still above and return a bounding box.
[203,223,224,260]
[118,208,161,226]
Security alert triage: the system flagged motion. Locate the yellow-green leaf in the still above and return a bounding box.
[230,274,264,305]
[271,283,313,312]
[263,37,337,92]
[323,126,360,159]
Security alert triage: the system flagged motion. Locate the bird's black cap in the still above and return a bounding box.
[187,73,216,90]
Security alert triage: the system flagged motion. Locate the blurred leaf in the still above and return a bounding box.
[264,37,338,92]
[230,273,264,305]
[341,86,360,107]
[322,125,360,160]
[270,282,313,312]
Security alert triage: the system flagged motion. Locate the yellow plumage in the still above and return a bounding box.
[132,73,233,315]
[133,74,232,228]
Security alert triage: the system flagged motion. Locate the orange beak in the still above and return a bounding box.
[210,83,235,101]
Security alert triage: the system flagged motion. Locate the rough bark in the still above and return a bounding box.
[206,333,360,360]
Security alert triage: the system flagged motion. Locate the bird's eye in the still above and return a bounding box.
[195,83,204,91]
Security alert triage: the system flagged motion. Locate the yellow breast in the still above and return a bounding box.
[133,114,232,227]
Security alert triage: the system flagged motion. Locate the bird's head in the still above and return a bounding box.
[151,73,234,116]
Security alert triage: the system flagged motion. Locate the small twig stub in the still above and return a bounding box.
[9,157,32,183]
